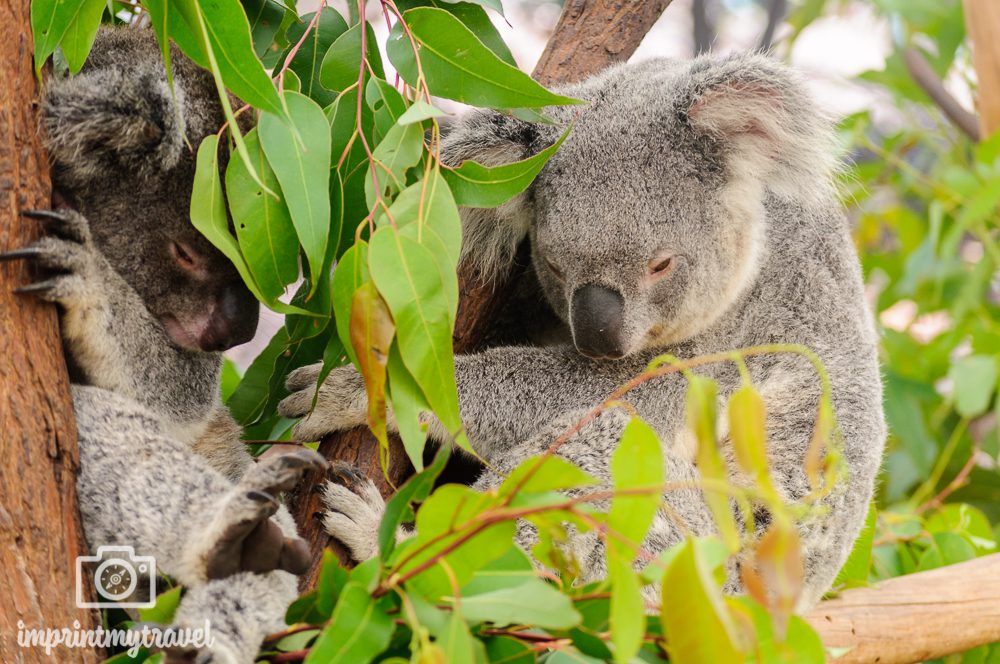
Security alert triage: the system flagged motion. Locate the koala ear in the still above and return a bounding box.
[442,110,549,281]
[681,55,838,202]
[42,66,185,189]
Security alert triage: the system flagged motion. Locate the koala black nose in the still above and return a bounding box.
[199,283,260,352]
[571,284,627,360]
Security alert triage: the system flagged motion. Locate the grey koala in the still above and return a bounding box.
[3,28,324,662]
[278,54,886,609]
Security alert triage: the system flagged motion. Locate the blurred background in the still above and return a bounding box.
[229,0,1000,592]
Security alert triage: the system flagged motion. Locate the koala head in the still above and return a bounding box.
[444,54,836,359]
[42,28,258,353]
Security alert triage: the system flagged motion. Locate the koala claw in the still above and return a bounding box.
[22,208,91,243]
[200,450,325,580]
[242,448,328,496]
[0,247,43,262]
[277,364,369,442]
[320,462,386,562]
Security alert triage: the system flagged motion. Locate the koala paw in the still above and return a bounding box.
[198,449,327,580]
[277,363,369,442]
[1,209,102,307]
[319,462,386,562]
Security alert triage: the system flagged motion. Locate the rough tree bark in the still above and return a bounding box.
[0,1,99,661]
[288,0,675,588]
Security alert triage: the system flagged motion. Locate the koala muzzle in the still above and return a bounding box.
[571,284,627,360]
[199,283,260,352]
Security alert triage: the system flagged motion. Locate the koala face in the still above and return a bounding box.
[528,119,764,359]
[446,54,834,360]
[43,28,259,353]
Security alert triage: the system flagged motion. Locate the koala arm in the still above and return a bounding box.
[73,385,321,585]
[279,344,636,462]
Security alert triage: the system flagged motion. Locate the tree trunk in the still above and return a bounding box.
[288,0,676,589]
[965,0,1000,137]
[0,1,99,661]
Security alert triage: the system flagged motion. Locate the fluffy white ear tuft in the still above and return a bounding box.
[683,54,839,204]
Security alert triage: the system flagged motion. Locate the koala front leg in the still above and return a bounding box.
[73,385,323,586]
[279,345,637,462]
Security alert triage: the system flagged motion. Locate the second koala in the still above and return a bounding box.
[280,54,887,610]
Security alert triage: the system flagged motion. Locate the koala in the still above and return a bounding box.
[2,28,324,662]
[279,54,886,610]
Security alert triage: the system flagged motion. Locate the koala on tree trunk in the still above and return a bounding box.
[1,28,325,663]
[279,54,887,610]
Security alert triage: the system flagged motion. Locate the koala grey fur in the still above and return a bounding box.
[279,53,886,610]
[9,28,323,662]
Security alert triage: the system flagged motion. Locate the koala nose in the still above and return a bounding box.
[571,284,627,360]
[198,283,260,352]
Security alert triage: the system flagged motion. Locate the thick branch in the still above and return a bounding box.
[289,0,676,589]
[807,553,1000,663]
[0,2,99,660]
[964,0,1000,137]
[534,0,675,86]
[904,47,980,141]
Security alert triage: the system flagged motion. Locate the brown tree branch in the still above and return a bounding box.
[288,0,676,589]
[0,2,100,660]
[964,0,1000,138]
[903,47,980,142]
[807,553,1000,663]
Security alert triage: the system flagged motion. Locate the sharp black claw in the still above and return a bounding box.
[20,209,67,222]
[0,247,41,262]
[14,280,56,294]
[246,489,277,505]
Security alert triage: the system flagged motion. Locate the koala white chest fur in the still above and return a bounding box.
[282,53,886,610]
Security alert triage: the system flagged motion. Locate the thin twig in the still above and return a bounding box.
[904,47,981,141]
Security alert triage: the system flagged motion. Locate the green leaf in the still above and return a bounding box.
[259,91,332,298]
[31,0,98,74]
[382,171,463,268]
[460,546,537,596]
[607,417,664,663]
[660,539,744,663]
[167,0,283,115]
[58,0,105,74]
[226,128,299,301]
[139,586,182,624]
[368,227,470,452]
[386,341,433,470]
[398,100,448,125]
[319,21,385,93]
[950,354,998,418]
[440,609,479,663]
[833,503,876,589]
[366,77,408,139]
[498,455,598,497]
[438,0,505,17]
[732,596,825,664]
[457,578,582,630]
[305,583,394,664]
[396,0,516,66]
[244,0,286,59]
[442,127,570,207]
[379,446,450,556]
[925,504,997,555]
[279,8,349,106]
[686,374,740,552]
[393,484,513,599]
[365,121,425,207]
[387,8,582,109]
